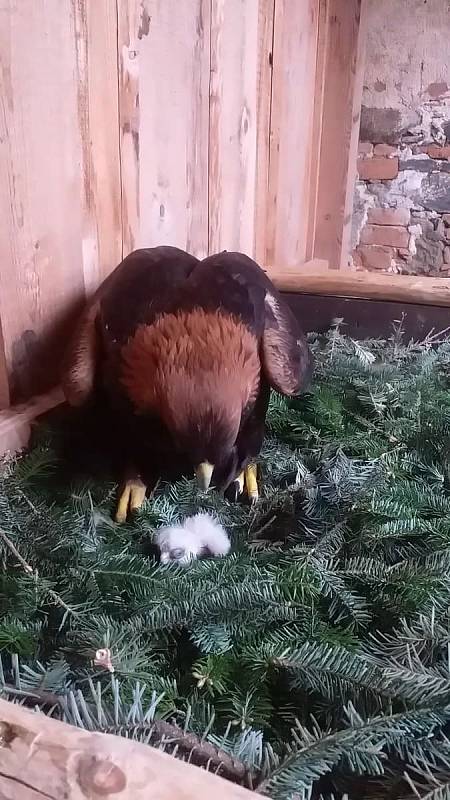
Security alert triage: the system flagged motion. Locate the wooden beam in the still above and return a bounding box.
[118,0,210,258]
[0,315,10,410]
[265,0,320,268]
[0,388,63,456]
[0,697,257,799]
[305,0,329,262]
[269,268,450,307]
[208,0,269,257]
[253,0,275,265]
[312,0,368,268]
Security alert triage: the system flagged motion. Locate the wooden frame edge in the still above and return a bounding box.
[311,0,368,268]
[269,268,450,307]
[0,697,257,799]
[0,387,64,456]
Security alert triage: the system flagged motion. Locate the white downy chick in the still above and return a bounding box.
[156,513,231,565]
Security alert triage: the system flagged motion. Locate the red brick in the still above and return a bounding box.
[358,142,373,156]
[352,249,363,268]
[367,207,410,226]
[357,156,399,181]
[356,245,395,271]
[427,145,450,160]
[360,224,410,248]
[373,144,397,157]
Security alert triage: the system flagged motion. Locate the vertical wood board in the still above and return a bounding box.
[0,317,9,409]
[118,0,210,258]
[305,0,330,262]
[209,0,273,258]
[313,0,367,268]
[340,0,368,270]
[253,0,275,265]
[75,0,122,293]
[0,0,86,402]
[265,0,319,269]
[117,0,143,257]
[0,0,121,402]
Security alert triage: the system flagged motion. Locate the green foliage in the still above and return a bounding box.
[2,322,450,798]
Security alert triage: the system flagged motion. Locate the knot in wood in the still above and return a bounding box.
[0,721,15,747]
[78,754,126,796]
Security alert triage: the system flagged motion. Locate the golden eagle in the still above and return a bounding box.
[61,247,312,521]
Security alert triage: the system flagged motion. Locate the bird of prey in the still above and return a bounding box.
[61,247,312,522]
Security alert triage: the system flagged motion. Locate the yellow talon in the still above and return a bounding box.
[244,464,259,502]
[115,478,147,523]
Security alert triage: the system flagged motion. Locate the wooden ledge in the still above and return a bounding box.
[0,387,64,456]
[0,697,256,799]
[270,267,450,307]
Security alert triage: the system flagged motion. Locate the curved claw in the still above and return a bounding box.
[115,478,147,523]
[225,467,259,503]
[225,471,245,503]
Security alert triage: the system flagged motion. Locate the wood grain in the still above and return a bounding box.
[0,697,257,799]
[0,0,121,403]
[269,267,450,307]
[0,387,64,456]
[0,316,10,409]
[305,0,330,262]
[117,0,141,257]
[340,0,368,270]
[209,0,272,257]
[265,0,319,269]
[0,0,85,401]
[118,0,210,258]
[253,0,276,264]
[74,0,122,293]
[313,0,368,268]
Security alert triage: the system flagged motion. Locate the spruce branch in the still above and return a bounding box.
[2,328,450,797]
[257,705,450,799]
[0,527,80,618]
[104,718,254,787]
[0,527,34,574]
[1,683,63,709]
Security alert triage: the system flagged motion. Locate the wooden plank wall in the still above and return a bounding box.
[118,0,211,257]
[265,0,319,269]
[0,0,365,408]
[0,0,121,405]
[312,0,368,268]
[209,0,269,257]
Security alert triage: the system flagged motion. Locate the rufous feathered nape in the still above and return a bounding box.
[114,308,262,519]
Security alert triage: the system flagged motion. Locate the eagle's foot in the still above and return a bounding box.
[224,466,259,503]
[115,477,147,523]
[245,464,259,503]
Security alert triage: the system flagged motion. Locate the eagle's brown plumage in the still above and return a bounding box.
[121,308,260,420]
[62,246,313,520]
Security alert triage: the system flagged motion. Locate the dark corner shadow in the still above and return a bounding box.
[9,294,85,405]
[29,397,120,492]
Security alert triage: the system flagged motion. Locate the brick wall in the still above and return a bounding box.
[352,0,450,276]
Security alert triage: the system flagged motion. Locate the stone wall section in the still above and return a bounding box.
[352,0,450,276]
